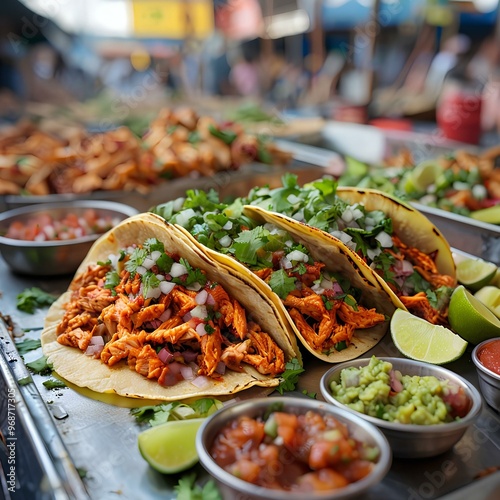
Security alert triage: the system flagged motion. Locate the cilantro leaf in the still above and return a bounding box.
[268,270,297,300]
[276,358,304,394]
[174,473,222,500]
[15,338,41,355]
[26,355,52,375]
[232,226,268,266]
[43,379,66,389]
[16,287,57,314]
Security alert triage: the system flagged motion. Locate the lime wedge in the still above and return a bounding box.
[449,285,500,344]
[138,418,204,474]
[390,309,467,364]
[474,286,500,318]
[404,160,443,193]
[456,258,497,292]
[470,205,500,225]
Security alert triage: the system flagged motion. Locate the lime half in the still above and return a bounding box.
[474,286,500,318]
[456,258,497,292]
[390,308,467,364]
[470,205,500,225]
[138,418,204,474]
[449,285,500,344]
[404,160,443,193]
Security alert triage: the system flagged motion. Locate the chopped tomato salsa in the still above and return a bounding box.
[210,409,379,492]
[5,209,119,242]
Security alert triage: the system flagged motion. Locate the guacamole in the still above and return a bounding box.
[329,356,466,425]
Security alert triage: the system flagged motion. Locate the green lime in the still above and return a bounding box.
[448,285,500,344]
[138,418,204,474]
[405,160,443,193]
[470,205,500,225]
[456,258,497,292]
[390,308,467,365]
[474,285,500,318]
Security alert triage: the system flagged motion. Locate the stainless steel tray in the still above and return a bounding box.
[1,248,500,499]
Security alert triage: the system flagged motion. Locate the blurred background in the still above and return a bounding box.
[0,0,499,143]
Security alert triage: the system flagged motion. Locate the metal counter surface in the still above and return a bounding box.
[0,257,500,500]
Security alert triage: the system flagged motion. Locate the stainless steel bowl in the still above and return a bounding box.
[320,358,482,459]
[0,200,138,276]
[472,338,500,412]
[196,396,391,500]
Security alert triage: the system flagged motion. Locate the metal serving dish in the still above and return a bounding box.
[320,357,482,459]
[0,200,138,276]
[472,338,500,412]
[196,396,391,500]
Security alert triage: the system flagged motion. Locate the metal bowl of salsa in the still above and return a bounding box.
[320,357,482,459]
[472,338,500,412]
[196,396,391,500]
[0,200,138,276]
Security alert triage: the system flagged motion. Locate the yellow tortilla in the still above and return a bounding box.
[42,213,299,401]
[173,206,395,363]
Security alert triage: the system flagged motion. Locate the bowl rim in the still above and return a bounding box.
[196,396,392,500]
[319,356,483,433]
[0,200,138,247]
[472,337,500,381]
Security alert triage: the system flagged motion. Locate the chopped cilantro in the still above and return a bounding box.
[142,271,161,297]
[104,270,120,293]
[334,341,348,351]
[15,338,41,355]
[208,124,237,144]
[131,398,223,426]
[16,287,57,314]
[276,358,304,394]
[268,270,296,300]
[174,473,222,500]
[43,379,67,390]
[125,247,147,276]
[26,355,52,375]
[232,226,268,265]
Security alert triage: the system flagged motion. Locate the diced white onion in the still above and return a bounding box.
[280,257,292,270]
[287,250,308,262]
[108,253,119,268]
[219,235,232,248]
[150,250,162,262]
[195,289,208,305]
[186,282,202,291]
[191,375,210,388]
[311,283,324,294]
[142,257,155,270]
[472,184,487,200]
[85,344,103,357]
[175,208,196,228]
[180,365,194,380]
[453,181,470,191]
[341,208,354,223]
[173,197,185,212]
[367,247,382,260]
[196,322,208,336]
[191,305,208,319]
[375,231,393,248]
[321,278,333,290]
[222,221,233,230]
[352,208,364,220]
[156,274,165,281]
[159,281,176,295]
[292,209,304,221]
[170,262,188,277]
[145,287,162,300]
[136,265,147,275]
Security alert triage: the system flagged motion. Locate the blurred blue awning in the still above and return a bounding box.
[321,0,425,29]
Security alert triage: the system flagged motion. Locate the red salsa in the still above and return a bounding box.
[478,339,500,376]
[210,409,380,492]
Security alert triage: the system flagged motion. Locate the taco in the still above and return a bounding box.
[245,176,457,325]
[41,213,299,401]
[152,192,396,362]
